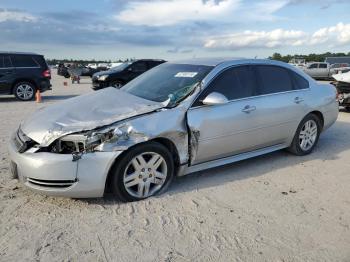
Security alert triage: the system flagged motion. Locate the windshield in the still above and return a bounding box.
[110,62,132,71]
[121,63,213,106]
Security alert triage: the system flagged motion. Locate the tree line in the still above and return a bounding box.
[269,52,350,63]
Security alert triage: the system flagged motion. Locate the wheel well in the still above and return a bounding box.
[104,138,180,194]
[309,111,324,129]
[11,79,37,94]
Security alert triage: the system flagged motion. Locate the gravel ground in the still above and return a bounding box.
[1,73,350,262]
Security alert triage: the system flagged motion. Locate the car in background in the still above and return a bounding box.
[303,62,350,79]
[0,52,51,101]
[57,63,70,78]
[8,58,338,201]
[91,59,166,90]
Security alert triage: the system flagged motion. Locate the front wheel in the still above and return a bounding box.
[110,81,123,89]
[13,82,36,101]
[288,114,322,156]
[111,142,174,202]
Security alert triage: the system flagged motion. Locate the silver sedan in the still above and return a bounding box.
[8,58,338,201]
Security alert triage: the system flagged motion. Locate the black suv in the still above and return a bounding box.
[0,52,51,101]
[91,59,165,90]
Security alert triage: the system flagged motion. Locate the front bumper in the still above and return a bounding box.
[91,80,110,90]
[8,138,122,198]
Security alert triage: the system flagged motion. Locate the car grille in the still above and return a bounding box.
[13,128,37,153]
[27,178,77,188]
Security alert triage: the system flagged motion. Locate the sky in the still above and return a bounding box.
[0,0,349,61]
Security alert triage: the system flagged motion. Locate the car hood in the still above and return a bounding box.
[21,87,164,146]
[93,69,122,78]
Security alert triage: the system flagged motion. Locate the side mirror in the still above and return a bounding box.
[202,92,229,106]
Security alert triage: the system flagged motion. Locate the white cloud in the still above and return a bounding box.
[115,0,288,26]
[204,23,350,50]
[0,9,37,23]
[204,29,307,49]
[311,23,350,46]
[116,0,239,26]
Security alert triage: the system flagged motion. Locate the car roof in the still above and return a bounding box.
[171,57,246,66]
[0,51,42,56]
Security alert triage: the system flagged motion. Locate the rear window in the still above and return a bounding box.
[32,55,48,69]
[11,55,39,67]
[291,71,309,90]
[256,65,293,95]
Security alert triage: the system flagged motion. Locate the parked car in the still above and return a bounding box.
[57,63,70,78]
[303,62,350,79]
[91,59,166,90]
[8,58,338,201]
[332,71,350,111]
[0,52,51,101]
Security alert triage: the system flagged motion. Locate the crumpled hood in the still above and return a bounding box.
[21,87,164,146]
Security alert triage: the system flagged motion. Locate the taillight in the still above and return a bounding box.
[42,69,51,78]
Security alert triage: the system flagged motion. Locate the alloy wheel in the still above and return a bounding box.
[123,152,168,198]
[299,119,318,151]
[16,84,34,100]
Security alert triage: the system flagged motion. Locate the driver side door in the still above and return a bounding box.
[187,65,262,165]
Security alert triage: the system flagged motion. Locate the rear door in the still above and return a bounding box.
[252,65,309,145]
[317,63,329,78]
[0,55,15,94]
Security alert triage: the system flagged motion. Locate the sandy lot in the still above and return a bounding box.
[1,73,350,262]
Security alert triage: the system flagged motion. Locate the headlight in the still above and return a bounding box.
[52,125,133,154]
[97,75,109,81]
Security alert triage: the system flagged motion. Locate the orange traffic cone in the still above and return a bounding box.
[35,90,42,103]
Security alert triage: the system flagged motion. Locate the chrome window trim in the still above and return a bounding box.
[189,62,311,109]
[189,88,310,110]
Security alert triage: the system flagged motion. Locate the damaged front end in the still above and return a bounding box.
[38,123,146,160]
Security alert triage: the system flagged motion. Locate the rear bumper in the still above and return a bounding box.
[38,79,52,92]
[8,138,122,198]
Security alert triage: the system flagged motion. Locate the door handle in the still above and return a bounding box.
[294,97,304,104]
[242,105,256,113]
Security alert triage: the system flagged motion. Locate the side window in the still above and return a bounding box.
[256,65,293,95]
[291,71,309,90]
[319,63,328,69]
[0,56,3,68]
[309,63,318,69]
[131,62,147,72]
[195,65,257,106]
[4,56,12,68]
[11,55,38,67]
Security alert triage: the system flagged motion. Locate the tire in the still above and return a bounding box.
[13,82,36,101]
[288,114,322,156]
[110,81,123,89]
[345,107,350,112]
[110,142,174,202]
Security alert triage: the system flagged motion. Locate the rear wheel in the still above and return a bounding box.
[13,82,36,101]
[288,114,321,156]
[111,142,174,202]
